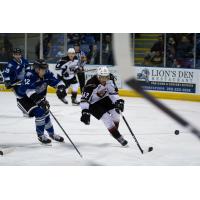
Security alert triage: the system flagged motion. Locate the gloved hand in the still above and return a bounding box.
[4,80,21,89]
[80,109,90,125]
[56,85,66,99]
[37,98,50,112]
[115,99,125,113]
[4,81,12,89]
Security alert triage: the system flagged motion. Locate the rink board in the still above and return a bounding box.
[1,84,200,102]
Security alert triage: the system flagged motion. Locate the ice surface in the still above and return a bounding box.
[0,92,200,166]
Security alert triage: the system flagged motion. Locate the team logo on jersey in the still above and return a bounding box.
[96,85,107,97]
[36,83,47,93]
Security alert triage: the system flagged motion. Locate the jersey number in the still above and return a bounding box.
[24,79,30,85]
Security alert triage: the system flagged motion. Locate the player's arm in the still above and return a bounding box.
[55,59,67,70]
[46,71,67,100]
[21,73,50,111]
[80,83,95,125]
[3,63,17,89]
[108,74,125,113]
[23,58,31,72]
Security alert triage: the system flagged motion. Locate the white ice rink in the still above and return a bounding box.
[0,92,200,166]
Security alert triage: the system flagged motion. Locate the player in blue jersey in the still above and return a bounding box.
[3,48,30,90]
[17,59,66,144]
[2,48,31,116]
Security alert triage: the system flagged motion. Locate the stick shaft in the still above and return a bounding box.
[121,113,143,154]
[50,110,83,158]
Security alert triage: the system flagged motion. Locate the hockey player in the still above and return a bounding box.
[17,59,65,144]
[80,66,128,146]
[3,48,30,90]
[56,48,80,105]
[74,43,87,93]
[2,48,31,115]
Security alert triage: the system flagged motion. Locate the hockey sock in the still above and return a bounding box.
[45,114,54,136]
[108,127,122,139]
[71,92,77,100]
[32,107,46,136]
[114,121,119,129]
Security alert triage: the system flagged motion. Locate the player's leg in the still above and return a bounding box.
[56,80,69,104]
[56,85,68,104]
[31,107,51,144]
[17,97,51,144]
[101,112,128,146]
[44,113,64,142]
[71,77,80,105]
[89,98,127,146]
[109,109,120,129]
[77,72,85,93]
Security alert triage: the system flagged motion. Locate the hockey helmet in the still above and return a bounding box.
[13,48,22,54]
[33,59,48,70]
[97,66,110,81]
[67,48,76,54]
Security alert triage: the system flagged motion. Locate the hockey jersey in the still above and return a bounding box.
[17,69,63,99]
[3,57,30,84]
[55,56,79,80]
[80,74,119,110]
[76,51,87,68]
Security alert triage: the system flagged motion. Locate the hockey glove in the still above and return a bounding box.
[4,81,12,89]
[56,85,67,99]
[37,98,50,112]
[80,109,90,125]
[115,99,125,113]
[30,93,50,112]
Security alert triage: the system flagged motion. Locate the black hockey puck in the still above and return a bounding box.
[148,147,153,152]
[174,130,180,135]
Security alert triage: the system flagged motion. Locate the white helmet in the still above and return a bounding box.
[97,66,110,77]
[67,48,75,54]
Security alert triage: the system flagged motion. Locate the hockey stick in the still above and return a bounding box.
[113,33,200,140]
[49,110,83,158]
[120,112,153,154]
[76,68,97,74]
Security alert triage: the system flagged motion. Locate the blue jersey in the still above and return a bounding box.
[17,69,62,99]
[3,57,30,84]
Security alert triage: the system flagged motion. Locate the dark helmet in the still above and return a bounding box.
[13,48,22,54]
[33,59,48,70]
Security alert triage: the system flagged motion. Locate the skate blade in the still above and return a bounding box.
[122,144,129,148]
[39,142,52,147]
[72,104,80,106]
[0,147,15,156]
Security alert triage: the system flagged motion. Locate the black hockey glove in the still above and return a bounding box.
[56,85,67,99]
[4,80,21,89]
[80,109,90,125]
[30,93,50,112]
[4,81,12,89]
[37,98,50,112]
[115,99,125,113]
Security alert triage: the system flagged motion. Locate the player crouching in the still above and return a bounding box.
[17,59,65,144]
[80,66,128,146]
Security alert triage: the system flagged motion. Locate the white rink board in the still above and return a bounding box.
[49,64,200,93]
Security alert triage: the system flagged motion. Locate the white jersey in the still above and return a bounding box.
[56,56,79,80]
[80,74,119,110]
